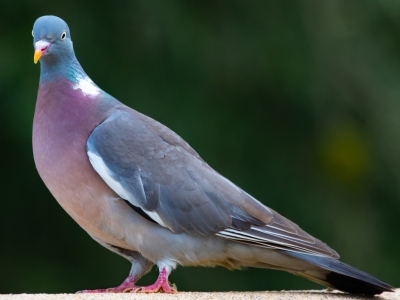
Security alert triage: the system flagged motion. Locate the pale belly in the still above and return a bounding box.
[31,114,139,251]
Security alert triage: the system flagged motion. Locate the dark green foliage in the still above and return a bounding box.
[0,0,398,293]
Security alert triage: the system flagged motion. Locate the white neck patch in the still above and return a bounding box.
[73,76,100,97]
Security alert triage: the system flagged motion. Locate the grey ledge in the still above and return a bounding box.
[1,290,399,300]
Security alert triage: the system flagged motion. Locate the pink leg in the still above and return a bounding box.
[134,267,177,294]
[77,275,139,293]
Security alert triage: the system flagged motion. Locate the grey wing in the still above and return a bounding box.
[87,108,339,258]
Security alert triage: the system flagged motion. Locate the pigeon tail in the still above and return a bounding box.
[285,251,394,295]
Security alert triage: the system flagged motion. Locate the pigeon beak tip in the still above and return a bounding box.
[34,40,51,64]
[34,50,42,64]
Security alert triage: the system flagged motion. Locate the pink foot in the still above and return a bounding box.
[134,268,177,294]
[77,275,139,293]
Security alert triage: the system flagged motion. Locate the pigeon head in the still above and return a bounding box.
[33,16,73,65]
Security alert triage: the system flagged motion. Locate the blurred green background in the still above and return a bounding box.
[1,0,399,293]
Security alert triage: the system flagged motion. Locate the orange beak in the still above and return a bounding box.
[34,50,42,64]
[33,40,51,64]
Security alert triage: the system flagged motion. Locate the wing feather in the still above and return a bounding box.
[87,107,338,258]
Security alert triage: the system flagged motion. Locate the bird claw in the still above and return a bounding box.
[114,287,140,293]
[76,275,138,293]
[105,286,140,293]
[76,268,177,294]
[77,289,109,293]
[77,286,140,294]
[131,267,177,294]
[133,282,177,294]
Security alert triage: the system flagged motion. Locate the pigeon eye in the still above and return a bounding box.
[61,31,66,41]
[32,30,34,38]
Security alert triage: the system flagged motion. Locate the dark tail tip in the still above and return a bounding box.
[285,251,394,295]
[325,270,393,295]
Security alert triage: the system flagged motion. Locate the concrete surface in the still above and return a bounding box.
[0,290,399,300]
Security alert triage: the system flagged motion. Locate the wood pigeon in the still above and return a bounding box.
[31,15,393,295]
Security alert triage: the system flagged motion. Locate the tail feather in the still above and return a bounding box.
[284,251,394,295]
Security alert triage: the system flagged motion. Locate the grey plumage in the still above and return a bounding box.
[286,251,394,294]
[87,107,337,257]
[32,15,394,295]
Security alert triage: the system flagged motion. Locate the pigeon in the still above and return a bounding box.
[32,15,393,295]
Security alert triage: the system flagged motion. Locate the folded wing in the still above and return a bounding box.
[87,107,338,258]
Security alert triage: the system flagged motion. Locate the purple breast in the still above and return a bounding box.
[32,78,115,221]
